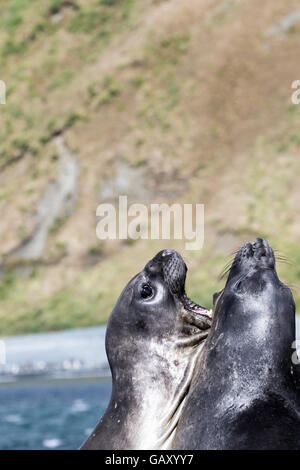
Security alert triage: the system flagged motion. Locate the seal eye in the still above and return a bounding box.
[141,284,153,299]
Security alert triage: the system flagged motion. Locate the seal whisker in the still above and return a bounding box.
[275,254,290,261]
[219,263,234,280]
[276,258,293,266]
[229,248,241,256]
[219,256,236,280]
[274,250,295,266]
[280,280,300,292]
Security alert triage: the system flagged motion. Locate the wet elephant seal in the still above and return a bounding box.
[173,238,300,450]
[80,249,212,450]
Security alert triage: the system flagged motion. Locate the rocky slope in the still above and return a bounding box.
[0,0,300,334]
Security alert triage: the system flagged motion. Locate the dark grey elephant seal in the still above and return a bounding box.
[80,249,212,450]
[173,238,300,450]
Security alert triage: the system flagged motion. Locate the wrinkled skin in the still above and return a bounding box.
[173,238,300,450]
[80,249,211,450]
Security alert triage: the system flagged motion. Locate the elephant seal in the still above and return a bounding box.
[80,249,212,450]
[173,238,300,450]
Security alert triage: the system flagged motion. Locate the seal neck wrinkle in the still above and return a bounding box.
[97,336,205,450]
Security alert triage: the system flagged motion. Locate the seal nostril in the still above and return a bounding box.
[246,245,254,257]
[256,247,266,259]
[161,249,175,259]
[251,238,270,260]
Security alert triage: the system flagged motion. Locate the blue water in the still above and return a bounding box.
[0,379,111,450]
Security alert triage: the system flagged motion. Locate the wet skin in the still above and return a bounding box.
[80,249,211,450]
[173,238,300,450]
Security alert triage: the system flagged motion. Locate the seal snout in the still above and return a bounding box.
[226,238,276,285]
[161,250,187,296]
[160,250,212,319]
[152,249,179,263]
[145,249,187,294]
[146,249,211,319]
[242,238,275,268]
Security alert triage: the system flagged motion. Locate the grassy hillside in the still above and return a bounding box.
[0,0,300,335]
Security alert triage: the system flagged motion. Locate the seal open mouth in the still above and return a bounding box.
[150,250,212,319]
[181,295,212,317]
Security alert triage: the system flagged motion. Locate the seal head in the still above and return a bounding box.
[173,238,300,450]
[81,249,211,450]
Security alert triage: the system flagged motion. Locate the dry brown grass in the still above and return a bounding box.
[1,0,300,334]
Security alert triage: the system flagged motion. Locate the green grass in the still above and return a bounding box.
[68,8,111,33]
[47,71,73,90]
[64,111,86,129]
[147,34,190,67]
[0,0,300,338]
[96,76,123,106]
[49,0,66,15]
[131,75,145,88]
[68,0,135,34]
[0,0,32,33]
[2,39,24,56]
[0,235,300,337]
[0,262,119,335]
[0,288,106,335]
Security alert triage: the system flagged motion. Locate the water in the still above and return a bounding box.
[0,379,111,450]
[0,325,110,449]
[0,325,109,382]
